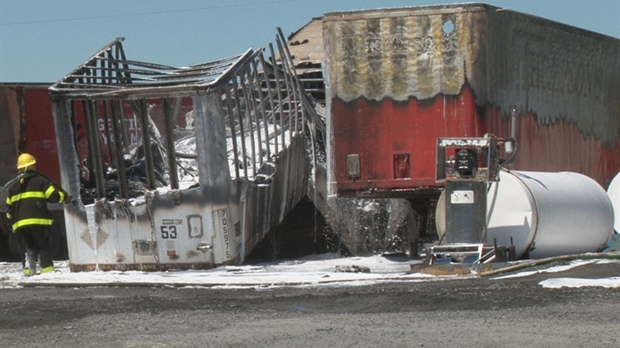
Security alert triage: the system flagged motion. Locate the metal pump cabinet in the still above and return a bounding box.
[432,137,499,262]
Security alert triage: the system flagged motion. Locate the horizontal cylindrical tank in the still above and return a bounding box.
[608,172,620,233]
[436,170,615,259]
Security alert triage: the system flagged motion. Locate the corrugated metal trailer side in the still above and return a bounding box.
[0,84,60,183]
[324,3,619,198]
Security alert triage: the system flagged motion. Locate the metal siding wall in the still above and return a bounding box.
[331,89,480,195]
[325,8,486,196]
[0,87,20,185]
[24,88,61,183]
[326,5,620,195]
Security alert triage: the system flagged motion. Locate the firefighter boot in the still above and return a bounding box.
[27,251,37,276]
[41,265,55,274]
[23,253,32,276]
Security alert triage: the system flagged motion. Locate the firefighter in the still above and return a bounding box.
[6,153,71,276]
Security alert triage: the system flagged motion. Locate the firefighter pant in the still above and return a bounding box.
[17,226,54,270]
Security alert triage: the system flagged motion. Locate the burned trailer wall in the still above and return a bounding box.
[50,36,308,271]
[323,5,486,198]
[52,93,212,271]
[322,4,620,254]
[198,40,308,260]
[481,7,620,188]
[322,5,487,254]
[324,4,620,195]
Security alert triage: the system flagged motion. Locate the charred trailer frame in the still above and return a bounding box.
[49,34,309,271]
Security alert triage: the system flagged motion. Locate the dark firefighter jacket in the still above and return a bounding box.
[6,173,68,231]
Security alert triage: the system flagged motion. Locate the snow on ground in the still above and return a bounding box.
[491,259,620,288]
[0,254,618,290]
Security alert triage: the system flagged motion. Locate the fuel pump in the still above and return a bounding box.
[432,136,501,262]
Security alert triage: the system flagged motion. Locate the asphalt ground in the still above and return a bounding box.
[1,257,618,348]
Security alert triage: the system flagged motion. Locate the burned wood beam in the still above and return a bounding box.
[110,99,128,198]
[259,53,279,155]
[164,98,179,190]
[241,66,259,175]
[268,43,286,150]
[277,27,305,134]
[84,100,107,198]
[138,100,157,190]
[252,57,271,161]
[232,76,249,179]
[224,86,241,180]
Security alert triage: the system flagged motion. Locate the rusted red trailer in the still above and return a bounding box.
[324,3,619,195]
[307,3,620,249]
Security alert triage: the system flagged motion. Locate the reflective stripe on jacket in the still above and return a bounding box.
[6,173,66,231]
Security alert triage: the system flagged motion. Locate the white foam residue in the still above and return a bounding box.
[540,277,620,288]
[1,255,618,289]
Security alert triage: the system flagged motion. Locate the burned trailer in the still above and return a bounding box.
[319,4,620,254]
[49,35,309,271]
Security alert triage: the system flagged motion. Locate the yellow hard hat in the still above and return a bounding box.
[17,153,36,169]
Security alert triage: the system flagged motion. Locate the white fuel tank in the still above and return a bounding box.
[436,170,615,259]
[607,172,620,233]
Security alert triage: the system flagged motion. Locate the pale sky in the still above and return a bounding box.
[1,0,619,82]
